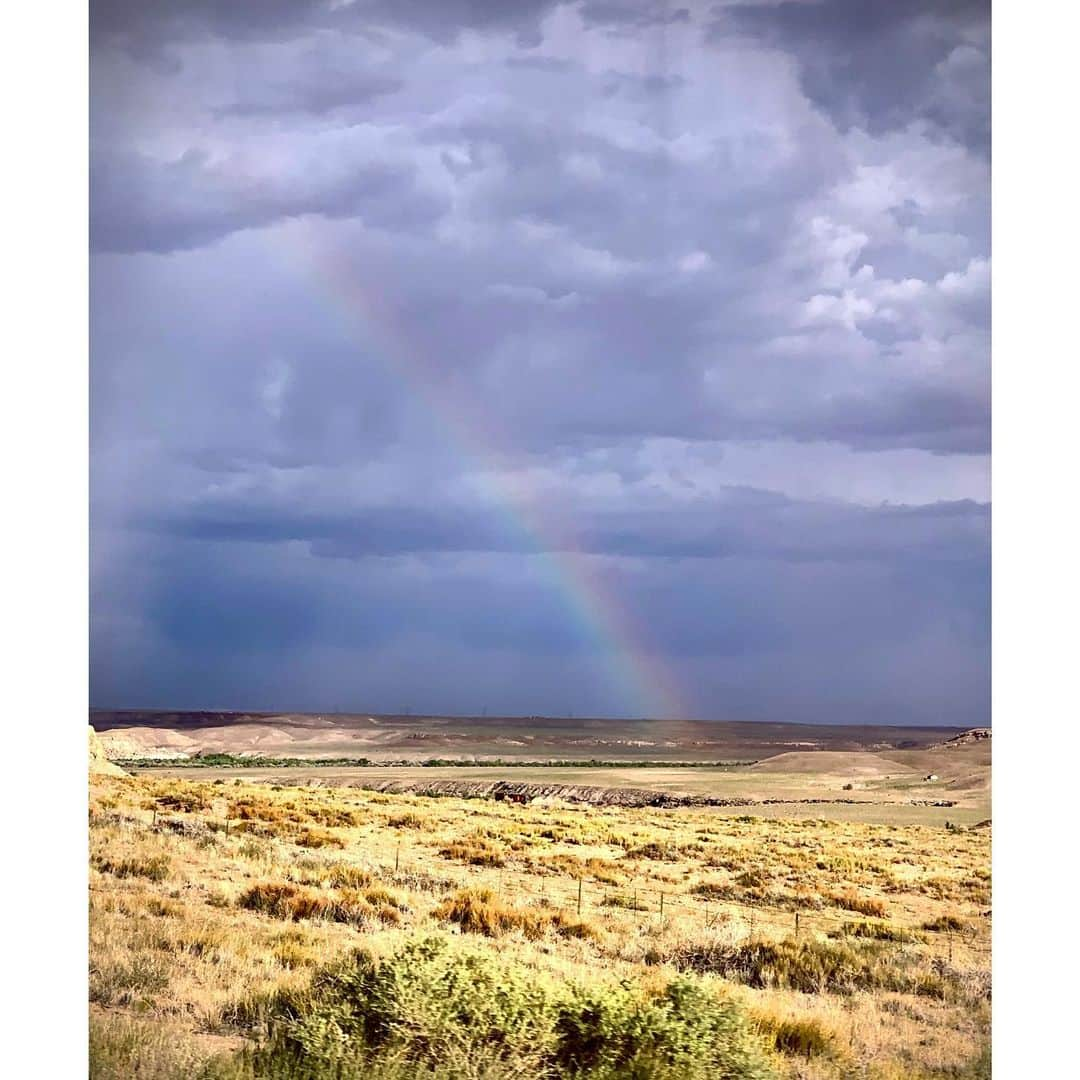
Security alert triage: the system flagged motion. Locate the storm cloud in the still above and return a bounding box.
[91,1,990,724]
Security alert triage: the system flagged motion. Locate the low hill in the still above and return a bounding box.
[89,709,967,763]
[89,726,127,777]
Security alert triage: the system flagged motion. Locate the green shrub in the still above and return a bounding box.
[233,936,776,1079]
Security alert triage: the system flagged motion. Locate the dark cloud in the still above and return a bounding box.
[142,490,988,570]
[91,0,562,57]
[214,75,404,119]
[716,0,990,151]
[90,148,443,254]
[580,2,692,30]
[90,0,991,722]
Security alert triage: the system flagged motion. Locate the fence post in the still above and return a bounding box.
[577,876,583,917]
[795,911,800,939]
[659,891,664,923]
[395,840,401,874]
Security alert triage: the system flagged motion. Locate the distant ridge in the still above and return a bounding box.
[936,728,991,748]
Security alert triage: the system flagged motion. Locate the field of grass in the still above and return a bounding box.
[89,769,990,1079]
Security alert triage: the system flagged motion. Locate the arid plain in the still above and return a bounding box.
[90,714,990,1079]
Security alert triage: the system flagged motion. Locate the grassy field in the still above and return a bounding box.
[89,768,990,1079]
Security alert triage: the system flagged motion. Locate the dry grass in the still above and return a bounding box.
[435,887,600,942]
[89,771,991,1079]
[829,890,888,918]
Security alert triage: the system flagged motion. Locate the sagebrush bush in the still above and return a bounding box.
[235,936,776,1079]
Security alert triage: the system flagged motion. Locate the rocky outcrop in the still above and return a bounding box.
[345,777,954,809]
[938,728,991,748]
[96,727,193,761]
[89,726,128,777]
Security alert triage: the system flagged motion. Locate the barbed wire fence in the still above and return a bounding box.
[114,795,990,962]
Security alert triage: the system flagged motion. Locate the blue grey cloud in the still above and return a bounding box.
[90,1,990,723]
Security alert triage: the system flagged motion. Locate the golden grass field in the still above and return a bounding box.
[89,749,990,1080]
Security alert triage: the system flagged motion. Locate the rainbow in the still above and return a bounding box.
[275,225,690,721]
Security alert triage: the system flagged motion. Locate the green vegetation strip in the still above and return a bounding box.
[119,754,756,769]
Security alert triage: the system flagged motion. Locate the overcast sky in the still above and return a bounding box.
[90,1,990,724]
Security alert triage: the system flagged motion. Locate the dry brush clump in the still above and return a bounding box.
[92,853,171,882]
[237,882,403,927]
[831,920,925,944]
[922,913,971,933]
[435,887,598,942]
[663,935,987,1003]
[749,1011,834,1060]
[534,853,627,884]
[829,889,888,918]
[438,835,506,867]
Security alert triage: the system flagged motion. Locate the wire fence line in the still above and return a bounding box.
[130,802,990,959]
[323,831,990,959]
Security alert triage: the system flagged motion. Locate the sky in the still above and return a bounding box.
[89,0,990,725]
